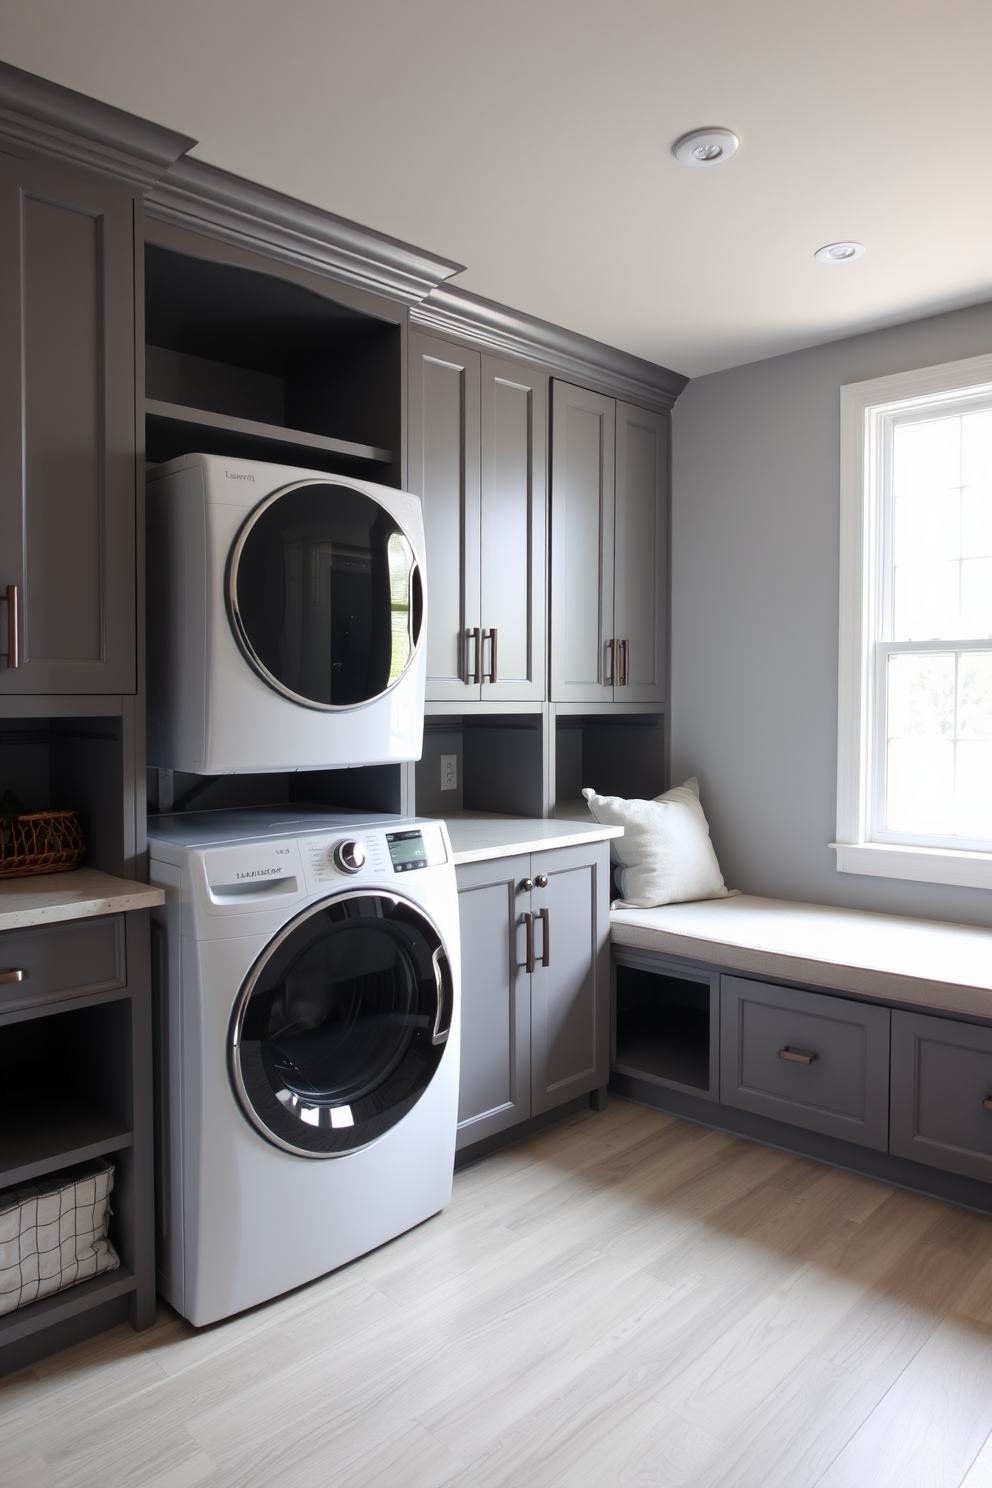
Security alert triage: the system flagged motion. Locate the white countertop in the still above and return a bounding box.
[442,814,622,865]
[610,893,992,1020]
[0,868,164,932]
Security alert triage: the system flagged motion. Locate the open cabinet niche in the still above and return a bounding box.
[554,712,666,816]
[144,242,402,484]
[0,716,136,879]
[415,715,545,819]
[146,763,404,819]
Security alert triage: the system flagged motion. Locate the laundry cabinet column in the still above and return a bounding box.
[409,329,546,702]
[0,148,137,696]
[549,380,667,704]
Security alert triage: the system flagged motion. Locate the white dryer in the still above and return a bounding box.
[148,807,460,1328]
[146,453,427,774]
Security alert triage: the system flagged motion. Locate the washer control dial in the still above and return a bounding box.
[333,839,367,875]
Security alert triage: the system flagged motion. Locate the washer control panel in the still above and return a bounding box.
[302,821,447,892]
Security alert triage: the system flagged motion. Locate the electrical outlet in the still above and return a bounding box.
[440,754,457,792]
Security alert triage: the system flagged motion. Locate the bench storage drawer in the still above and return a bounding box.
[890,1010,992,1182]
[719,975,890,1149]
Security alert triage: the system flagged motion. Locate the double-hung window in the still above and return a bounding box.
[835,353,992,889]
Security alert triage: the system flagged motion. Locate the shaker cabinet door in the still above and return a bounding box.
[455,855,531,1148]
[890,1010,992,1183]
[613,401,667,704]
[479,355,547,702]
[408,329,481,700]
[0,149,136,695]
[549,380,616,702]
[530,843,611,1116]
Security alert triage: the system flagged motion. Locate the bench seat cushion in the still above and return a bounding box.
[610,894,992,1020]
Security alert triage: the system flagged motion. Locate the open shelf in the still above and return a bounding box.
[145,243,402,482]
[146,398,393,475]
[0,1096,131,1189]
[0,1266,135,1347]
[613,963,712,1093]
[555,712,665,812]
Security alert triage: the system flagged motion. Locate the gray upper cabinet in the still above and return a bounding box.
[549,382,615,703]
[550,381,667,704]
[0,149,137,695]
[409,329,546,703]
[613,401,668,703]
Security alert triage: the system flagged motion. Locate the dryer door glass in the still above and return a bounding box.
[231,891,452,1157]
[230,481,423,710]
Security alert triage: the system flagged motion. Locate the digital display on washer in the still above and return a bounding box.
[386,829,427,873]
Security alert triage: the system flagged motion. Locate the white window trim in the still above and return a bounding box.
[832,350,992,892]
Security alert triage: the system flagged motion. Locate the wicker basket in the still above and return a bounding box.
[0,809,86,879]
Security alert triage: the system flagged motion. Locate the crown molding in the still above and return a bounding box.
[146,157,465,306]
[0,61,194,190]
[411,284,689,410]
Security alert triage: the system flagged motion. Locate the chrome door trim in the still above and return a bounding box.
[226,477,424,713]
[229,885,450,1158]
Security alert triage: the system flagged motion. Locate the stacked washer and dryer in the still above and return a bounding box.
[145,454,461,1328]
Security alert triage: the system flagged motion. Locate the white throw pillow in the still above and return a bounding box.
[582,778,733,908]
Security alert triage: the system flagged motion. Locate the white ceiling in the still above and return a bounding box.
[2,0,991,378]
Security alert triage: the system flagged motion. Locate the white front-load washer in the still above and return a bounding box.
[148,807,460,1328]
[146,453,427,774]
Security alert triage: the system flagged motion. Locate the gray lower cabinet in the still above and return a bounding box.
[890,1010,992,1182]
[719,975,890,1150]
[408,329,547,703]
[455,841,610,1150]
[0,148,137,695]
[549,380,668,704]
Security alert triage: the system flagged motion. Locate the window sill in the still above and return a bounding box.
[831,841,992,892]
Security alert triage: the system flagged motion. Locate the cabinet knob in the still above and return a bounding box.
[521,878,534,892]
[534,873,548,888]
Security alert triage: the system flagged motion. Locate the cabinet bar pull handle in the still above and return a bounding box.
[620,638,630,686]
[778,1047,816,1065]
[5,585,18,669]
[486,627,498,684]
[523,911,535,974]
[539,907,550,967]
[0,969,25,984]
[468,627,482,685]
[982,1098,992,1112]
[607,637,618,685]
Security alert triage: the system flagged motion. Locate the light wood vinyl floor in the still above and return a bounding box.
[6,1098,992,1487]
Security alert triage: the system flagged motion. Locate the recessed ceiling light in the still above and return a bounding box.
[673,128,739,167]
[814,241,865,264]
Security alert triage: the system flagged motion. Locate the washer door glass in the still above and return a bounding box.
[229,481,422,710]
[231,891,452,1157]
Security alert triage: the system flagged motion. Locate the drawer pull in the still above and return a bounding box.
[539,907,550,968]
[0,968,25,984]
[982,1099,992,1112]
[778,1047,816,1065]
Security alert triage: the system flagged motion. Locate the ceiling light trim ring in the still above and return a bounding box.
[672,127,740,168]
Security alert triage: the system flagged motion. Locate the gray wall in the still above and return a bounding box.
[671,299,992,930]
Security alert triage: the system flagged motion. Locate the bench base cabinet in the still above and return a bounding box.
[720,976,890,1151]
[456,842,610,1151]
[611,949,992,1207]
[890,1010,992,1183]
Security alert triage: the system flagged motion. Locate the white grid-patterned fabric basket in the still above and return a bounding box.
[0,1159,120,1316]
